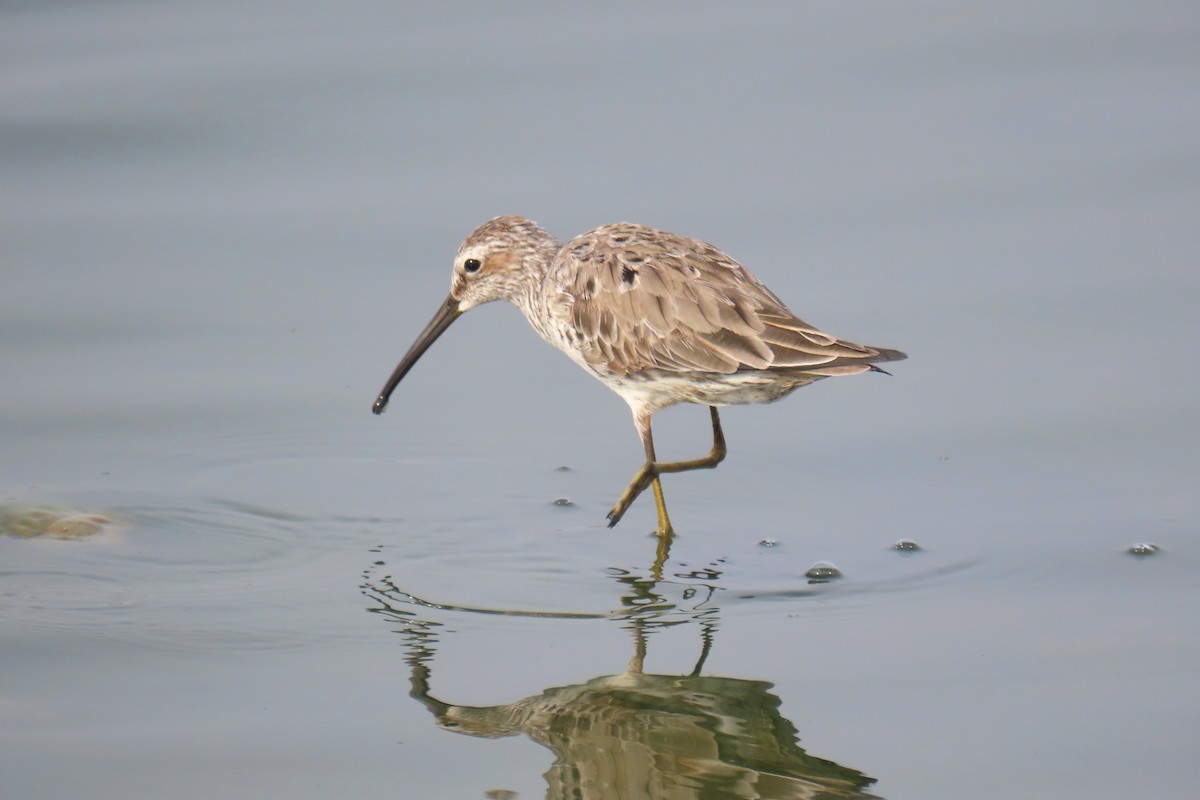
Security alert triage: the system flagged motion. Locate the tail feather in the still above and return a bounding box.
[868,346,908,365]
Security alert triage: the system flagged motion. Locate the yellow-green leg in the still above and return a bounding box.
[606,406,727,534]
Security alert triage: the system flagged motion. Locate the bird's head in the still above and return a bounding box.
[372,215,558,414]
[449,215,559,311]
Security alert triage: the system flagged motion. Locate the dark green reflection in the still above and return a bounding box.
[362,552,879,799]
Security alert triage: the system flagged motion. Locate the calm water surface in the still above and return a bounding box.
[3,3,1198,799]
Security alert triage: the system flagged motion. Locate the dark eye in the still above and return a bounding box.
[463,258,482,273]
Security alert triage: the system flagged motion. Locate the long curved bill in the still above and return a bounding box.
[372,295,463,414]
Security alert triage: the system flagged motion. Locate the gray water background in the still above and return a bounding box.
[3,2,1198,798]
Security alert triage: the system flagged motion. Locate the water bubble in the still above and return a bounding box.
[758,538,779,547]
[892,539,921,551]
[554,465,572,472]
[1126,542,1159,556]
[805,561,842,582]
[550,497,574,507]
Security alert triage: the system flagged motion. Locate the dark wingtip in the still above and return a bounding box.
[868,346,906,376]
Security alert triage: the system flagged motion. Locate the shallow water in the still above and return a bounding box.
[3,2,1198,798]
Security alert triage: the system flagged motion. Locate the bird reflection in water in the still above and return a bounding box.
[362,553,879,799]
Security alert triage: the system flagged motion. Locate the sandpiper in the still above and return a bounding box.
[373,216,905,535]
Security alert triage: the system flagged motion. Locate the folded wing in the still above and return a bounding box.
[550,223,905,377]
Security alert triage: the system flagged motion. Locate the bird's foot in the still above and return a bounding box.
[606,462,658,529]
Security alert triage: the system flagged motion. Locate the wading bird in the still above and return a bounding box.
[373,216,905,536]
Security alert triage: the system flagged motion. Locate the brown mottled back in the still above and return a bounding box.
[547,222,903,377]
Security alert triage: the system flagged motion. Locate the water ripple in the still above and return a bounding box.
[0,492,374,655]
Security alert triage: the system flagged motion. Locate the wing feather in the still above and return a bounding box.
[549,223,899,377]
